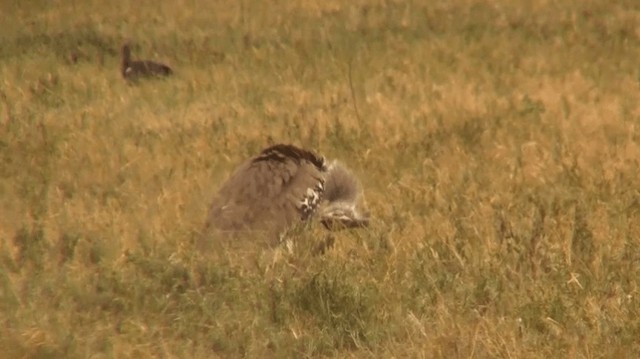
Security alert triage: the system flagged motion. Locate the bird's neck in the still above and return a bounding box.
[121,48,131,67]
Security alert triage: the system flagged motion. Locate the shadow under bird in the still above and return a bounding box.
[121,43,173,81]
[202,144,370,247]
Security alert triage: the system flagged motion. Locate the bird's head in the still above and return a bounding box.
[319,201,370,230]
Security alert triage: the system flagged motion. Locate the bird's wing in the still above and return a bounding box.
[205,154,325,233]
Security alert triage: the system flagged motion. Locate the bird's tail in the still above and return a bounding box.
[320,161,369,229]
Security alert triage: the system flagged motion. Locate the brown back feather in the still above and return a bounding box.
[254,144,325,169]
[204,144,326,242]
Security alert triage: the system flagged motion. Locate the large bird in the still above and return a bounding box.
[202,144,369,248]
[121,43,173,82]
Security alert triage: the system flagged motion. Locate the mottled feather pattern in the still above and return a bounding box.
[298,179,325,220]
[203,144,368,246]
[205,145,327,234]
[254,144,326,170]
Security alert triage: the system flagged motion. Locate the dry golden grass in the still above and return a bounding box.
[2,0,640,357]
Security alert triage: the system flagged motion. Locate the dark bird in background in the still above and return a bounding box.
[121,43,173,81]
[202,144,370,248]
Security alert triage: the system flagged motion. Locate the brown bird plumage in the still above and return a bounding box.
[202,144,369,247]
[121,43,173,81]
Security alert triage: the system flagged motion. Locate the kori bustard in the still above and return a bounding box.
[120,43,173,81]
[203,144,369,246]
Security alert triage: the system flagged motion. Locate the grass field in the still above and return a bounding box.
[2,0,640,357]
